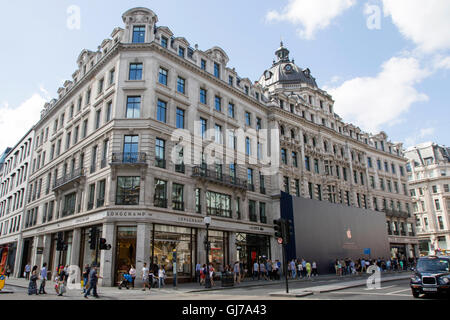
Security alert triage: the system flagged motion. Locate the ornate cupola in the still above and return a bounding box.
[275,41,290,63]
[122,7,158,43]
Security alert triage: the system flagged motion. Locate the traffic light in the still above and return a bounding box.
[56,232,64,251]
[274,219,284,241]
[99,238,111,250]
[89,227,98,250]
[284,220,294,245]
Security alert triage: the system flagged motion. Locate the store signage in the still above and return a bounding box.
[106,211,152,217]
[36,247,44,255]
[249,226,265,231]
[177,217,204,224]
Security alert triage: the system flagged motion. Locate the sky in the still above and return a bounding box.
[0,0,449,153]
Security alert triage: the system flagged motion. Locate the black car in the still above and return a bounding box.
[410,256,450,298]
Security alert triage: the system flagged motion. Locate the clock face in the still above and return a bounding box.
[284,64,293,72]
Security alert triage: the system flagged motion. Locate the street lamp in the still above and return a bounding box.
[204,216,212,288]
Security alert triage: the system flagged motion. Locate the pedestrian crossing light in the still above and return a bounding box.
[274,218,284,241]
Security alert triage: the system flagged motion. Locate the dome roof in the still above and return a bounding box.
[259,43,318,88]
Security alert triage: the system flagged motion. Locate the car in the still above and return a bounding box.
[410,256,450,298]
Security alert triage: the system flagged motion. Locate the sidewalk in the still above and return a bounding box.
[2,270,411,295]
[270,273,412,297]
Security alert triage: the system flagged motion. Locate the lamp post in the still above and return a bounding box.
[204,216,212,288]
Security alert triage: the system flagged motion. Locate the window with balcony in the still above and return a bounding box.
[87,184,95,210]
[154,179,167,208]
[123,135,139,163]
[155,138,166,168]
[97,180,105,207]
[206,191,231,218]
[172,183,184,211]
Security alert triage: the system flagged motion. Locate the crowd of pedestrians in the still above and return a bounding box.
[333,256,416,276]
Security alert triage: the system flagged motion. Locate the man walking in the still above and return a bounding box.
[252,261,259,280]
[290,259,297,279]
[196,262,202,283]
[84,265,102,298]
[24,263,31,280]
[141,263,151,291]
[233,261,240,284]
[39,263,47,294]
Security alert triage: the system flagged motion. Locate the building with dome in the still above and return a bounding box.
[0,7,417,285]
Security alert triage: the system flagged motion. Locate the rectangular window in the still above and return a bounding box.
[228,103,235,118]
[245,112,251,126]
[247,168,254,189]
[123,135,139,163]
[95,109,101,129]
[154,179,168,208]
[228,76,233,86]
[158,67,168,85]
[281,149,287,165]
[105,101,112,122]
[132,26,145,43]
[246,137,251,156]
[97,180,106,207]
[98,78,104,94]
[200,118,207,139]
[157,99,167,123]
[206,191,231,218]
[215,96,222,112]
[214,62,220,78]
[305,156,310,171]
[161,36,168,48]
[200,88,207,104]
[295,179,300,197]
[129,63,143,80]
[292,152,298,167]
[256,117,262,131]
[87,184,95,210]
[109,68,115,85]
[284,176,289,194]
[176,108,185,129]
[200,59,206,70]
[155,138,166,168]
[172,183,184,211]
[116,177,140,205]
[177,77,185,94]
[314,159,319,174]
[215,124,222,144]
[195,188,201,213]
[178,46,185,57]
[259,202,267,223]
[126,96,141,118]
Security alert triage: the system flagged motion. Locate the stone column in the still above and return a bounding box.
[229,232,237,264]
[99,223,115,287]
[197,228,207,266]
[13,236,23,278]
[186,184,195,212]
[135,223,150,287]
[33,235,44,268]
[41,234,52,269]
[70,228,81,267]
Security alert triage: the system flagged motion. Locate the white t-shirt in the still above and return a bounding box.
[142,267,149,279]
[129,268,136,276]
[253,263,259,271]
[158,269,165,278]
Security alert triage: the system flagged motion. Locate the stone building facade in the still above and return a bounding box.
[2,7,417,285]
[405,142,450,255]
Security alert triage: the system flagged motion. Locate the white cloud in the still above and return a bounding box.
[325,56,430,133]
[266,0,357,40]
[404,127,436,147]
[0,93,46,152]
[433,55,450,70]
[382,0,450,53]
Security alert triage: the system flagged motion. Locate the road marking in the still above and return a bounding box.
[363,285,396,291]
[330,291,411,297]
[386,288,411,295]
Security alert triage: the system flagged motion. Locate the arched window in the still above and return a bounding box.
[291,130,295,139]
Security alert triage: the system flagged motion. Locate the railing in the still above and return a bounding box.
[400,231,407,236]
[247,184,255,192]
[100,159,107,169]
[383,209,409,219]
[249,214,257,222]
[207,207,232,218]
[53,168,85,190]
[155,158,166,169]
[260,216,267,224]
[90,165,96,174]
[192,166,248,190]
[112,152,147,164]
[97,198,105,208]
[260,187,266,195]
[172,201,184,211]
[87,202,94,210]
[175,163,185,174]
[154,197,168,208]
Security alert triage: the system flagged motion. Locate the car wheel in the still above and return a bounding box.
[412,289,420,298]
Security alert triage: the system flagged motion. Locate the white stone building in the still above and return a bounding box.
[4,7,417,285]
[0,129,34,275]
[405,142,450,255]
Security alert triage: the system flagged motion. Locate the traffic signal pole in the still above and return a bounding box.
[283,243,289,294]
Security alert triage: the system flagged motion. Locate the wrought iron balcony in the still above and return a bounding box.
[206,207,232,218]
[155,158,166,169]
[111,152,147,165]
[383,209,409,219]
[154,197,168,208]
[175,163,185,174]
[52,168,85,191]
[172,200,185,211]
[260,187,266,194]
[192,166,248,190]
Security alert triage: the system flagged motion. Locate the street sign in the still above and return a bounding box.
[364,248,371,255]
[0,275,5,291]
[277,237,283,244]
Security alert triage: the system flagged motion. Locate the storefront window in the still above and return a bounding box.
[151,225,196,280]
[61,231,73,267]
[115,226,137,283]
[235,233,270,277]
[208,230,228,272]
[79,227,102,268]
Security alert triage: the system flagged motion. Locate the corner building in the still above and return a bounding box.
[20,7,416,286]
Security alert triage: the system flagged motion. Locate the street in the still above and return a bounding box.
[0,273,445,300]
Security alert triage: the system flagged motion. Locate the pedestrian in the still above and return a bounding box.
[158,265,166,289]
[195,262,202,283]
[141,263,151,291]
[301,259,307,278]
[84,265,102,298]
[399,259,404,271]
[233,261,240,284]
[259,261,268,280]
[24,262,31,280]
[252,261,259,280]
[28,266,39,296]
[386,259,391,271]
[297,261,303,279]
[39,263,48,294]
[290,259,297,279]
[200,264,206,285]
[82,264,90,294]
[267,260,273,281]
[306,261,312,279]
[312,261,318,276]
[129,265,136,288]
[208,264,215,287]
[56,265,66,296]
[5,265,11,278]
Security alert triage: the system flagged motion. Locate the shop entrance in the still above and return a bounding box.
[235,233,271,277]
[115,226,137,284]
[390,244,407,259]
[20,238,33,277]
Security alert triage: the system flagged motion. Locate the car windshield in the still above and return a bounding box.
[417,259,450,272]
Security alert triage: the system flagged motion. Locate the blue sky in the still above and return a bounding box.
[0,0,449,152]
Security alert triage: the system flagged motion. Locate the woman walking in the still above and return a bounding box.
[306,261,312,279]
[129,265,136,289]
[28,266,39,295]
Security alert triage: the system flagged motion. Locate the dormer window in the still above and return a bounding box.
[244,86,249,95]
[161,36,168,48]
[178,47,185,58]
[201,59,207,71]
[132,26,145,43]
[228,76,233,86]
[214,62,220,78]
